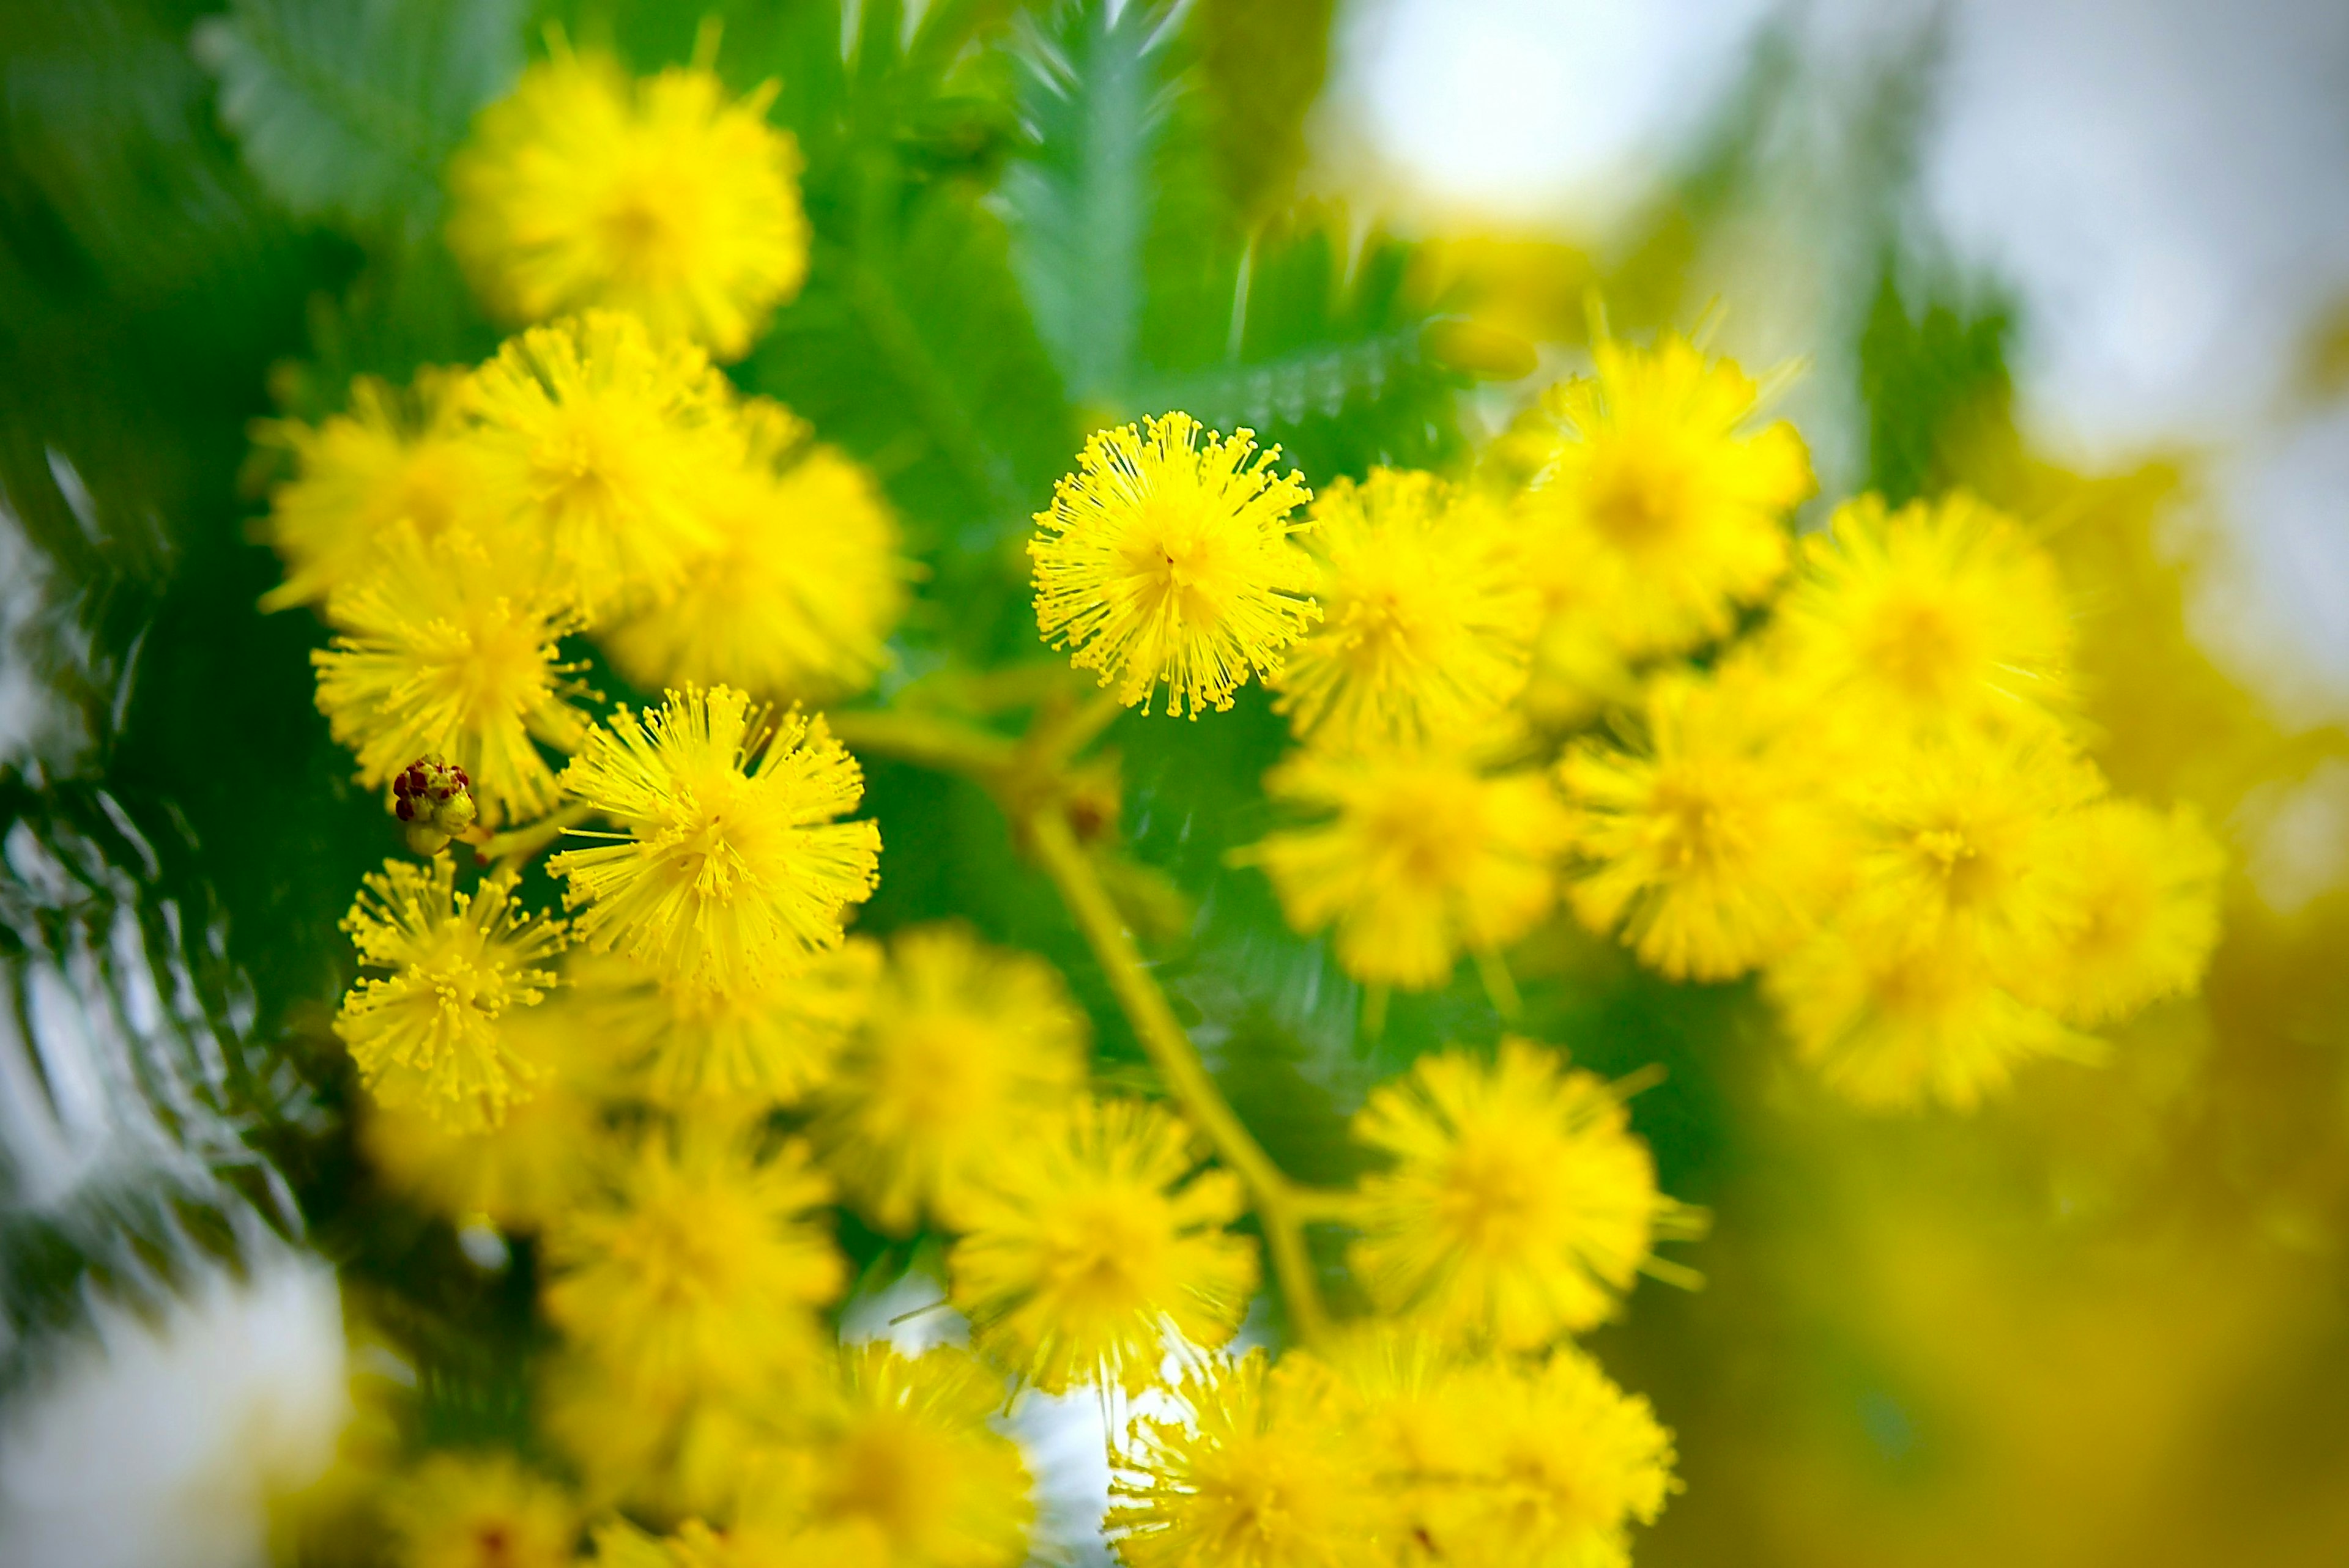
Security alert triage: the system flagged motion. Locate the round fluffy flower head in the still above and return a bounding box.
[384,1451,579,1568]
[1779,489,2074,736]
[1767,925,2098,1110]
[2025,799,2225,1027]
[733,1344,1035,1568]
[1107,1350,1382,1568]
[313,529,588,826]
[1245,747,1573,990]
[1516,331,1812,656]
[257,368,495,613]
[544,1126,844,1396]
[549,685,882,996]
[1431,1348,1677,1568]
[1030,412,1318,717]
[1267,468,1538,750]
[948,1096,1257,1394]
[335,859,566,1131]
[448,50,808,361]
[1349,1040,1688,1348]
[813,923,1089,1233]
[1843,727,2106,984]
[602,399,908,703]
[463,309,737,617]
[1560,657,1845,981]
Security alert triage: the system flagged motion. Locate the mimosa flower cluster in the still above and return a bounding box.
[245,37,2224,1568]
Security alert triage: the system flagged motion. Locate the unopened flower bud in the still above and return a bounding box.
[391,757,477,856]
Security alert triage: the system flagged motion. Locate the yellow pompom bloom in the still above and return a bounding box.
[602,400,908,703]
[463,310,737,617]
[589,1518,780,1568]
[1560,658,1845,981]
[256,369,495,613]
[1244,747,1573,991]
[1767,925,2099,1109]
[311,529,588,826]
[1107,1350,1381,1568]
[1030,413,1318,717]
[1516,332,1812,657]
[1349,1040,1689,1348]
[1778,490,2074,735]
[361,1079,603,1234]
[546,1351,794,1523]
[812,924,1089,1233]
[1427,1348,1677,1568]
[549,686,882,997]
[1267,468,1537,750]
[335,859,566,1131]
[733,1344,1035,1568]
[2027,799,2225,1027]
[948,1096,1257,1394]
[384,1451,579,1568]
[544,1127,844,1397]
[1842,727,2105,983]
[448,52,808,362]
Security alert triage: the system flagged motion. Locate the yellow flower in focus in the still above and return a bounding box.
[1267,468,1537,750]
[1349,1040,1688,1348]
[448,53,808,361]
[602,400,908,703]
[1245,747,1573,990]
[735,1344,1035,1568]
[543,1127,844,1397]
[1767,924,2099,1109]
[1560,659,1845,980]
[812,924,1089,1233]
[311,529,588,826]
[1030,413,1318,717]
[568,940,880,1105]
[2028,798,2225,1027]
[948,1096,1257,1394]
[549,686,882,996]
[1430,1348,1677,1568]
[1778,490,2074,735]
[335,859,566,1131]
[256,369,493,613]
[463,310,737,616]
[1515,332,1812,656]
[1107,1350,1381,1568]
[384,1451,578,1568]
[1843,728,2105,983]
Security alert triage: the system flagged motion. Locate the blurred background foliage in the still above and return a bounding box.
[4,1,2349,1564]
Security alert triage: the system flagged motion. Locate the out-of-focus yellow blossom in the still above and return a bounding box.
[448,51,808,362]
[2025,798,2225,1027]
[544,1353,792,1522]
[383,1451,579,1568]
[1517,564,1640,731]
[812,924,1089,1233]
[567,939,880,1105]
[361,1067,601,1232]
[1776,490,2074,737]
[543,1126,843,1397]
[1107,1349,1381,1568]
[1512,331,1811,657]
[256,369,493,613]
[1030,412,1318,717]
[1429,1347,1677,1568]
[1245,747,1573,990]
[1348,1040,1690,1348]
[311,528,587,825]
[1266,468,1537,750]
[1560,657,1846,980]
[588,1518,774,1568]
[1767,925,2099,1109]
[949,1096,1256,1394]
[550,686,881,997]
[1842,727,2106,983]
[335,859,566,1131]
[602,399,907,703]
[731,1344,1035,1568]
[462,310,737,617]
